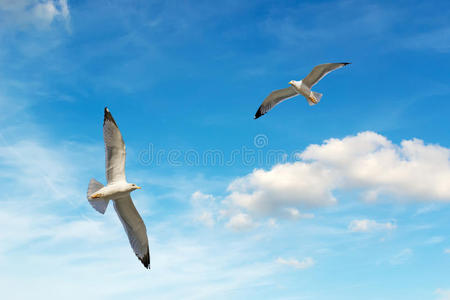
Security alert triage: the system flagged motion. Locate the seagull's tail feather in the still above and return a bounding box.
[87,178,109,214]
[307,91,323,106]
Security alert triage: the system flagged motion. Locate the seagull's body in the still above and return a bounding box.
[89,182,137,200]
[254,62,350,119]
[87,108,150,269]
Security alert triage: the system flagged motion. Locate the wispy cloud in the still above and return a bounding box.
[0,0,70,30]
[191,191,218,227]
[389,248,413,265]
[262,0,399,52]
[0,140,88,206]
[435,288,450,300]
[0,210,280,299]
[348,219,396,233]
[276,257,315,270]
[403,27,450,53]
[425,236,445,245]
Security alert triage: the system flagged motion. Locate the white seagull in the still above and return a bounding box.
[254,62,350,119]
[87,107,150,269]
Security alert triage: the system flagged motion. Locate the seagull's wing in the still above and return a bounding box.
[254,86,298,119]
[302,62,350,88]
[103,108,126,184]
[113,194,150,269]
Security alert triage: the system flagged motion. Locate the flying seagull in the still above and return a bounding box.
[254,62,350,119]
[87,107,150,269]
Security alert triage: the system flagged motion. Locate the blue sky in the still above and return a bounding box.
[0,0,449,299]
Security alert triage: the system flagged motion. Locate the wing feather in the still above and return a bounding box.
[103,108,126,183]
[254,86,298,119]
[113,194,150,269]
[302,62,350,88]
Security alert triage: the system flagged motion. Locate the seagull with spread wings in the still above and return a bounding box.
[254,62,350,119]
[87,107,150,269]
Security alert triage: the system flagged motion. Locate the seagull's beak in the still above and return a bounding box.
[288,81,294,85]
[136,186,142,189]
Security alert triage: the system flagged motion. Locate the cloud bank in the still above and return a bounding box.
[223,132,450,220]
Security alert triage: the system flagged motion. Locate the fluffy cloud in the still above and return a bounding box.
[276,257,315,270]
[283,207,315,220]
[300,131,450,202]
[226,161,337,215]
[226,213,257,231]
[348,219,396,233]
[225,131,450,219]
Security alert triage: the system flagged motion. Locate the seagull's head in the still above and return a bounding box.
[129,183,142,191]
[288,80,296,86]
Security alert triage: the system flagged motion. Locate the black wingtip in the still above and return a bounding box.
[103,107,118,127]
[342,62,351,66]
[138,247,151,269]
[254,106,263,119]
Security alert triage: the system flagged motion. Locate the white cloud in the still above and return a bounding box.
[300,131,450,202]
[0,205,279,299]
[51,218,109,242]
[283,207,315,220]
[195,211,215,227]
[191,191,217,227]
[226,161,337,215]
[435,288,450,300]
[224,131,450,220]
[0,139,95,207]
[59,0,70,19]
[444,249,450,254]
[404,27,450,53]
[425,236,444,245]
[263,1,397,50]
[389,248,413,265]
[191,191,215,207]
[267,218,278,228]
[0,135,278,299]
[33,1,59,26]
[226,213,257,231]
[276,257,315,270]
[0,0,70,30]
[414,204,440,216]
[348,219,396,233]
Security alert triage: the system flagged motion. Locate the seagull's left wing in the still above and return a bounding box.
[103,108,126,184]
[302,62,350,88]
[113,195,150,269]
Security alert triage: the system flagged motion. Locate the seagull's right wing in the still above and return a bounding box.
[254,86,298,119]
[113,194,150,269]
[103,108,126,184]
[302,62,350,88]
